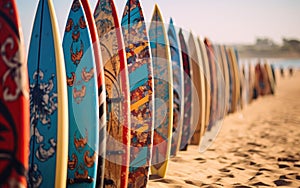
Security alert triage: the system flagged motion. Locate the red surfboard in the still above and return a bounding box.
[0,0,29,187]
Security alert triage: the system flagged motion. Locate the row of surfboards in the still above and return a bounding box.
[0,0,263,188]
[240,60,276,108]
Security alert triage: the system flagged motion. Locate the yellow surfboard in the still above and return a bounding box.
[49,1,69,187]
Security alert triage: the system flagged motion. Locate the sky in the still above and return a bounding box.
[16,0,300,52]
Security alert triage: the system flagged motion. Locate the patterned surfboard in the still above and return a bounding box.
[178,29,192,151]
[27,0,69,187]
[121,0,154,187]
[94,0,130,187]
[81,0,107,187]
[63,0,99,186]
[188,32,206,146]
[167,18,184,157]
[0,0,29,187]
[149,4,173,178]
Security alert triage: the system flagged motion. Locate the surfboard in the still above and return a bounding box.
[121,0,154,187]
[197,37,211,136]
[63,0,99,186]
[227,47,241,113]
[149,4,173,178]
[248,62,255,103]
[219,45,230,114]
[188,32,205,146]
[27,0,69,187]
[178,29,192,151]
[254,62,263,97]
[94,0,130,187]
[0,0,29,187]
[241,61,248,107]
[225,46,234,113]
[167,18,184,157]
[264,62,275,95]
[212,44,226,120]
[81,0,107,187]
[262,62,273,95]
[205,38,219,130]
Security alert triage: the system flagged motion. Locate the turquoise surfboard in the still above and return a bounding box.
[167,18,184,157]
[27,0,69,187]
[121,0,154,187]
[63,0,99,186]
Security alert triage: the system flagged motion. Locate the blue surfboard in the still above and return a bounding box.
[63,0,99,187]
[27,0,69,187]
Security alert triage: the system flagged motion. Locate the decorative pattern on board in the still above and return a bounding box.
[0,0,27,103]
[121,0,154,187]
[178,29,192,151]
[28,70,57,188]
[26,0,61,187]
[63,0,99,185]
[65,12,94,104]
[94,0,130,187]
[1,37,24,102]
[0,1,28,185]
[29,71,57,126]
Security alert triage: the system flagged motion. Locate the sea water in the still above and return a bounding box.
[240,58,300,70]
[269,59,300,70]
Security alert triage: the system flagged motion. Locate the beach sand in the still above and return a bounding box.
[149,70,300,188]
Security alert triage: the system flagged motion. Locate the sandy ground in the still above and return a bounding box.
[148,70,300,188]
